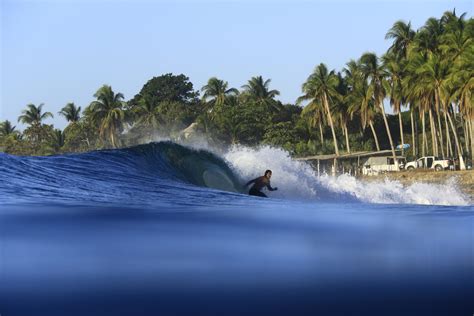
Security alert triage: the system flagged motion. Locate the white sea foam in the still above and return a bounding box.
[223,145,471,206]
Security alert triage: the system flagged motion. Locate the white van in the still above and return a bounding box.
[362,156,406,175]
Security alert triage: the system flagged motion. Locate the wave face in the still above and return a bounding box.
[0,141,470,206]
[0,141,244,206]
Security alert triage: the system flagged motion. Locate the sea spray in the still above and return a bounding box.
[224,145,319,199]
[317,174,470,206]
[223,144,471,206]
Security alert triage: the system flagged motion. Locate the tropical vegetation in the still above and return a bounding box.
[1,11,472,169]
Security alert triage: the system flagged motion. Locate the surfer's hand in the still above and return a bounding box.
[273,187,278,191]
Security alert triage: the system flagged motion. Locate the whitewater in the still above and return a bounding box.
[1,141,473,315]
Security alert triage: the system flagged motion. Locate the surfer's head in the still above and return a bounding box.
[264,170,272,179]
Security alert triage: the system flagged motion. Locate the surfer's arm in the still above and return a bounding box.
[267,183,278,191]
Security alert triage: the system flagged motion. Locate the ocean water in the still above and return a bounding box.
[0,141,473,315]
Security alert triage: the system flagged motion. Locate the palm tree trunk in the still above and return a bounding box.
[470,118,474,162]
[323,93,338,174]
[319,122,324,144]
[379,101,398,169]
[434,91,444,158]
[344,124,351,153]
[410,109,416,157]
[445,112,453,157]
[110,131,116,148]
[369,121,380,151]
[429,109,437,156]
[422,110,426,157]
[436,110,445,158]
[398,110,404,151]
[446,110,466,170]
[462,116,469,154]
[323,93,339,157]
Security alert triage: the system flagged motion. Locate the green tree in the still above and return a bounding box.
[386,20,416,60]
[345,59,381,151]
[18,103,53,127]
[85,85,126,148]
[299,63,340,161]
[0,120,17,136]
[201,77,239,108]
[360,52,398,166]
[58,102,81,123]
[17,103,54,144]
[383,52,406,151]
[241,76,280,111]
[129,73,199,108]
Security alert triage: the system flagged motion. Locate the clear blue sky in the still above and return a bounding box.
[1,0,472,130]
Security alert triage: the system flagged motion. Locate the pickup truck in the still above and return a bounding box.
[405,156,451,171]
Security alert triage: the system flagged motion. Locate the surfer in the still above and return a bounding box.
[244,170,278,198]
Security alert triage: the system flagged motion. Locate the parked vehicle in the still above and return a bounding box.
[362,156,406,175]
[405,156,451,171]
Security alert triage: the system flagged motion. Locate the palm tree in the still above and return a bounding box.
[18,103,53,127]
[0,120,17,136]
[86,85,126,148]
[201,77,239,108]
[241,76,280,111]
[386,20,416,60]
[333,72,351,153]
[301,101,326,144]
[58,102,81,123]
[385,21,415,154]
[345,59,381,151]
[360,52,398,167]
[383,52,406,152]
[448,43,474,162]
[132,95,162,130]
[299,63,340,162]
[50,129,65,152]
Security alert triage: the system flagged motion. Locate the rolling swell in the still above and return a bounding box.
[0,141,244,206]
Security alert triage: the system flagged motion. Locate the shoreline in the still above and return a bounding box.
[360,169,474,198]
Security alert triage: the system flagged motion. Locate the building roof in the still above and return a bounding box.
[294,149,403,161]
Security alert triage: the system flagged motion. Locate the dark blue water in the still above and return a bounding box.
[1,142,473,315]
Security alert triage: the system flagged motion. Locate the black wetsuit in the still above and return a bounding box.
[245,176,277,198]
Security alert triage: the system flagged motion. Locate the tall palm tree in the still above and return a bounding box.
[18,103,53,127]
[385,21,415,154]
[448,42,474,162]
[385,20,416,60]
[383,52,406,152]
[201,77,239,108]
[58,102,81,123]
[86,85,126,148]
[345,59,381,151]
[242,76,280,111]
[299,63,340,161]
[0,120,17,136]
[360,52,398,166]
[333,72,351,153]
[440,11,471,62]
[301,100,326,144]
